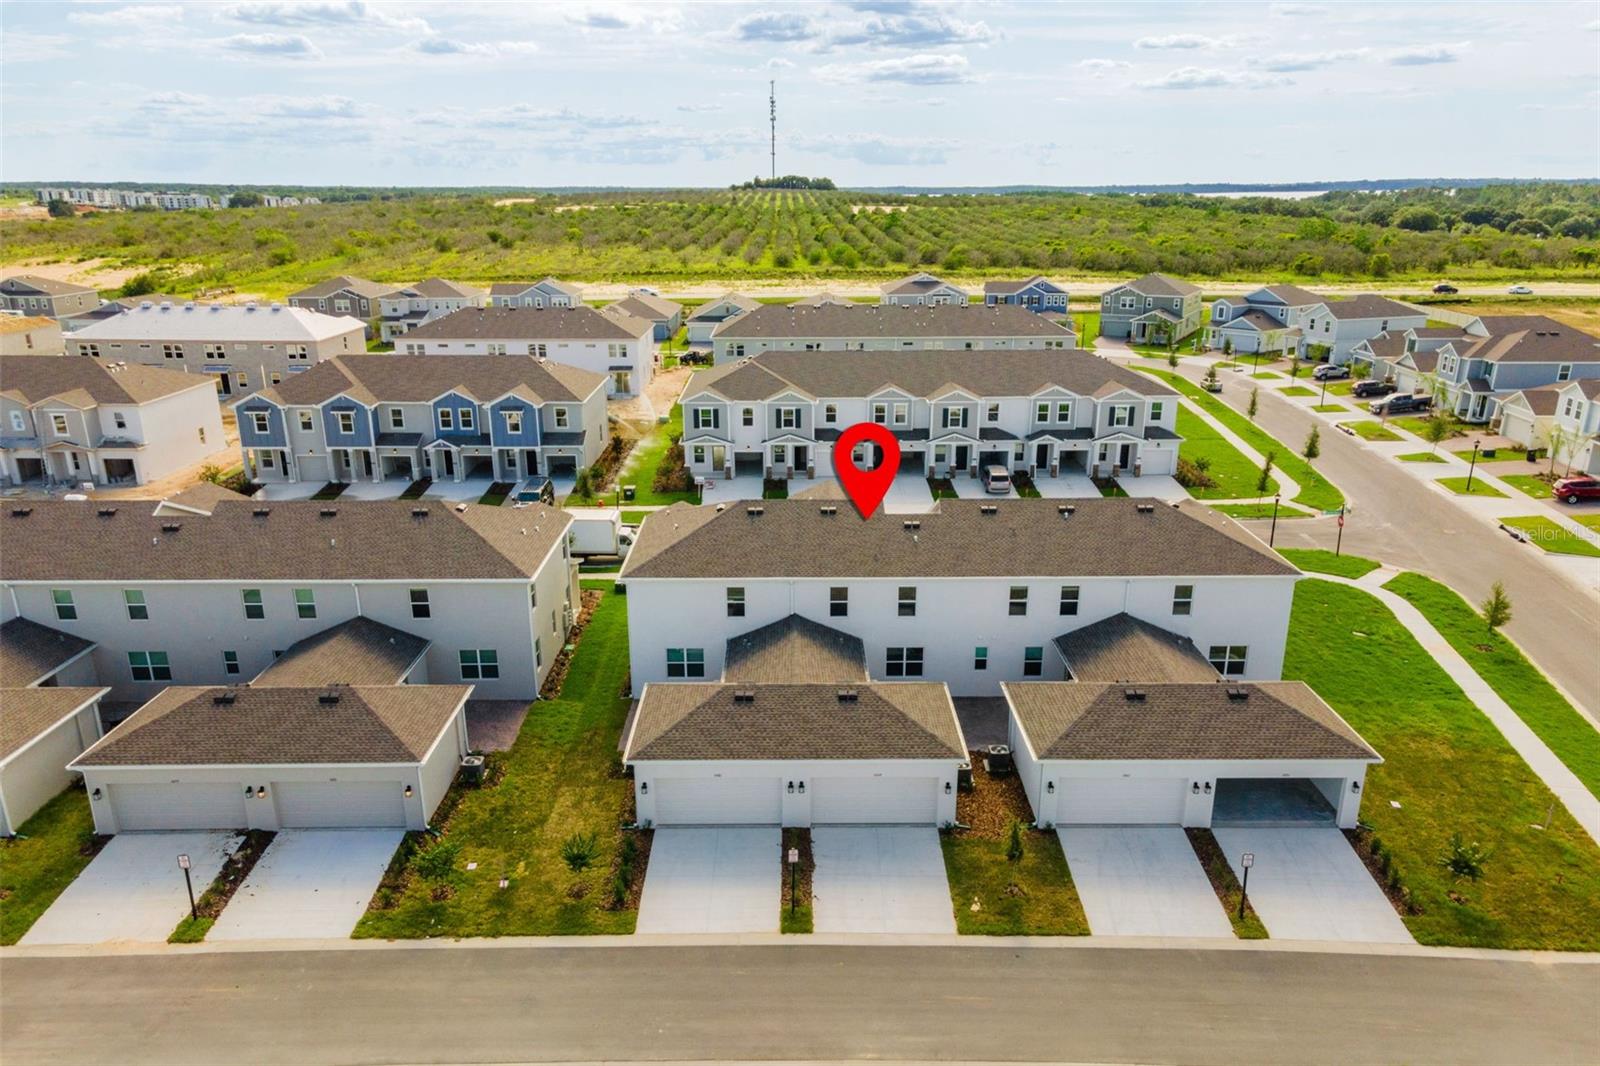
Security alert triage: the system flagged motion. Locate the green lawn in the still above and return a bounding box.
[477,482,514,506]
[1396,452,1448,463]
[1382,572,1600,799]
[618,405,697,506]
[1176,407,1278,499]
[1572,514,1600,534]
[1211,502,1309,520]
[1312,403,1348,413]
[1322,379,1356,396]
[1393,413,1470,439]
[1280,386,1316,397]
[353,591,641,937]
[1340,420,1404,442]
[1140,369,1344,511]
[0,787,102,945]
[942,831,1089,935]
[1499,515,1600,557]
[1497,474,1556,499]
[1436,477,1507,498]
[1284,580,1600,950]
[620,510,651,525]
[1278,548,1381,579]
[1075,311,1099,348]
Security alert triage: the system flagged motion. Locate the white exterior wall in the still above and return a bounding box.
[418,707,470,823]
[107,384,226,483]
[713,333,1074,364]
[400,331,653,398]
[1306,314,1429,365]
[0,701,103,836]
[623,574,1297,697]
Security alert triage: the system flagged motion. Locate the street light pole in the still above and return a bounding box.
[1465,439,1481,494]
[1319,373,1329,406]
[177,853,196,921]
[1238,851,1255,921]
[1334,503,1346,557]
[1269,494,1281,546]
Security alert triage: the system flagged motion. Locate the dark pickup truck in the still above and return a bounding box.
[1368,392,1433,416]
[1352,380,1397,399]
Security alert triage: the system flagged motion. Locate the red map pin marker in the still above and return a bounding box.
[834,422,901,519]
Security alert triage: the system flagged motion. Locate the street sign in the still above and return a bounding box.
[787,848,799,865]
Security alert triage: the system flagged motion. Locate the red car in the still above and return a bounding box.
[1552,477,1600,504]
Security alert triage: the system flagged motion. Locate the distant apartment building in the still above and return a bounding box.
[378,279,488,342]
[0,275,99,320]
[64,301,365,399]
[880,272,969,306]
[396,306,655,397]
[708,303,1075,364]
[0,316,65,356]
[1098,274,1203,345]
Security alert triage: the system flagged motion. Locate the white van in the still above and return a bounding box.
[983,465,1012,495]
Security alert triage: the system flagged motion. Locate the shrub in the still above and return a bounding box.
[1440,833,1491,882]
[415,839,463,900]
[1005,819,1025,863]
[561,831,601,872]
[1174,457,1215,489]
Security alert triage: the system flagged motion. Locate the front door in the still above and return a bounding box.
[711,445,726,469]
[440,450,455,478]
[954,444,970,470]
[1035,442,1051,469]
[1118,443,1133,470]
[523,449,539,475]
[214,375,232,397]
[360,450,375,478]
[793,445,809,472]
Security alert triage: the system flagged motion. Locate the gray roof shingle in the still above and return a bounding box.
[1316,295,1423,321]
[0,618,96,688]
[1,687,106,762]
[401,306,650,342]
[710,303,1073,341]
[724,615,868,684]
[0,355,216,405]
[1054,613,1218,683]
[1115,273,1201,299]
[252,354,605,407]
[252,617,430,687]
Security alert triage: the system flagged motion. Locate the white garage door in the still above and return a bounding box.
[812,776,939,825]
[653,776,782,825]
[110,782,248,831]
[273,781,407,829]
[1056,777,1186,825]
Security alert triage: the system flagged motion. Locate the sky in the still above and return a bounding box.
[2,0,1597,188]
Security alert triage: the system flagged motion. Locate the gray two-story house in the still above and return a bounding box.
[1429,316,1600,423]
[489,278,584,309]
[709,304,1075,364]
[1206,284,1322,355]
[0,275,99,320]
[680,349,1180,484]
[287,276,401,336]
[1098,274,1203,345]
[378,279,488,343]
[232,355,608,487]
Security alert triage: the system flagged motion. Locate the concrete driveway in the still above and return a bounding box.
[1058,827,1233,938]
[1213,827,1413,943]
[812,827,955,934]
[882,474,936,513]
[1034,472,1100,498]
[700,472,766,504]
[208,829,404,941]
[22,831,236,945]
[636,827,779,933]
[952,476,1016,500]
[1116,474,1187,501]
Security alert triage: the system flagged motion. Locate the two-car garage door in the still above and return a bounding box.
[106,779,407,831]
[1055,777,1187,825]
[110,783,248,832]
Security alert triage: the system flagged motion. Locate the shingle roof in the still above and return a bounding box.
[1358,333,1408,362]
[685,349,1168,404]
[724,615,868,684]
[1,687,106,763]
[399,278,485,299]
[0,499,571,582]
[1455,327,1600,366]
[710,303,1074,341]
[1316,295,1423,321]
[0,355,216,405]
[289,276,400,301]
[0,275,96,297]
[1506,386,1562,416]
[0,618,96,688]
[490,277,583,298]
[156,482,251,515]
[1116,273,1201,299]
[71,685,469,767]
[789,292,852,307]
[1220,309,1294,332]
[611,292,682,320]
[400,306,651,341]
[1256,284,1323,306]
[0,316,60,337]
[66,303,364,342]
[1054,614,1218,683]
[687,293,761,321]
[1004,681,1379,761]
[251,354,605,407]
[252,617,430,687]
[984,276,1057,296]
[621,498,1296,580]
[882,273,965,297]
[625,682,965,761]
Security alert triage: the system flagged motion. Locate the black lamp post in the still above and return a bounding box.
[1238,851,1255,921]
[1465,438,1482,494]
[1269,494,1282,546]
[1319,372,1329,407]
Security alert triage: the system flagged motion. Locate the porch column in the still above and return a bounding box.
[455,451,465,482]
[371,449,381,483]
[286,450,299,483]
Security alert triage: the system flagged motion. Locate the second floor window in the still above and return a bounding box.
[742,408,754,427]
[162,343,182,360]
[1060,585,1080,616]
[873,403,888,424]
[128,650,172,683]
[51,414,69,436]
[1150,401,1164,421]
[726,587,745,617]
[288,344,308,360]
[1023,646,1044,676]
[504,411,523,434]
[1057,402,1072,422]
[390,408,405,429]
[1008,586,1028,616]
[439,408,453,430]
[460,649,500,680]
[251,412,270,434]
[410,588,430,619]
[294,588,317,619]
[1209,645,1248,676]
[242,588,264,619]
[459,408,475,430]
[336,411,355,434]
[666,647,705,678]
[941,407,968,429]
[973,646,988,670]
[775,407,799,429]
[823,404,837,423]
[1108,405,1134,427]
[829,586,848,617]
[692,408,719,430]
[886,646,924,677]
[554,408,570,428]
[893,402,909,425]
[298,411,315,431]
[898,586,917,617]
[124,589,148,621]
[52,589,76,620]
[986,404,1000,423]
[1173,584,1194,616]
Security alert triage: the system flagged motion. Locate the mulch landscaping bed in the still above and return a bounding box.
[310,482,348,501]
[780,827,815,933]
[926,476,958,499]
[607,829,653,912]
[1345,826,1423,916]
[1185,828,1268,939]
[956,751,1036,838]
[538,588,604,700]
[399,478,432,499]
[169,829,275,942]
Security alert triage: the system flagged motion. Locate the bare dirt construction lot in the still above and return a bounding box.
[1437,301,1600,332]
[0,257,169,291]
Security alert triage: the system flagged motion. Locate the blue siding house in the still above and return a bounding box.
[983,276,1069,314]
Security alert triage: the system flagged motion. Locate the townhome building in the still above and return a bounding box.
[378,279,488,343]
[287,276,401,335]
[678,349,1180,484]
[983,276,1069,313]
[231,354,607,487]
[1301,295,1426,365]
[395,306,655,397]
[619,497,1300,699]
[0,316,65,356]
[1352,326,1469,394]
[607,291,683,341]
[686,293,761,345]
[790,292,852,307]
[0,356,224,488]
[1098,274,1204,345]
[880,272,969,306]
[0,498,580,702]
[709,303,1075,364]
[489,278,584,309]
[0,275,99,320]
[1498,379,1600,473]
[1206,284,1322,355]
[63,302,365,400]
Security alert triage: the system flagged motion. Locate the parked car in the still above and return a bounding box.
[1203,377,1224,393]
[1313,364,1350,381]
[983,465,1012,495]
[1508,284,1534,295]
[1352,379,1397,398]
[1552,476,1600,504]
[1368,392,1433,416]
[1432,283,1459,294]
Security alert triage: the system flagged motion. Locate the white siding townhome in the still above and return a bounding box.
[64,302,365,400]
[1499,379,1600,474]
[1205,284,1322,356]
[0,617,107,836]
[880,272,970,307]
[0,355,225,488]
[378,278,488,343]
[607,291,683,342]
[709,303,1075,365]
[232,354,609,487]
[288,276,401,336]
[0,498,580,703]
[1301,295,1426,366]
[679,349,1180,484]
[396,306,654,398]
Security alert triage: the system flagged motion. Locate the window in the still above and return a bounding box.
[1036,401,1050,423]
[269,372,282,385]
[1558,364,1573,382]
[1172,584,1193,616]
[439,408,453,430]
[460,649,500,680]
[1057,402,1072,423]
[336,411,355,434]
[532,343,548,358]
[1109,405,1134,427]
[52,589,76,620]
[1008,585,1028,616]
[250,411,270,434]
[487,343,507,356]
[1208,645,1248,676]
[1119,295,1135,310]
[235,373,249,390]
[260,452,276,470]
[1150,401,1164,421]
[82,343,99,358]
[241,588,265,619]
[554,407,570,428]
[692,408,718,430]
[203,343,225,361]
[692,445,705,464]
[986,403,1000,423]
[1023,646,1044,677]
[459,407,475,430]
[298,411,314,432]
[726,587,745,617]
[1059,585,1080,616]
[124,589,148,621]
[503,410,522,434]
[775,407,799,429]
[50,413,69,436]
[222,650,240,675]
[829,586,848,617]
[772,444,787,465]
[973,646,988,671]
[293,588,317,619]
[886,646,924,677]
[390,408,406,430]
[941,407,969,429]
[872,403,888,424]
[893,402,909,426]
[898,586,917,617]
[823,404,837,424]
[404,343,424,356]
[410,588,430,619]
[128,651,172,683]
[162,343,182,360]
[666,647,705,678]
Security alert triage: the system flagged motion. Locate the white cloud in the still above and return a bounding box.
[68,4,186,26]
[817,53,976,85]
[224,1,428,32]
[732,12,816,43]
[1270,2,1328,14]
[1262,48,1368,71]
[1383,42,1469,65]
[1077,58,1130,76]
[675,102,722,113]
[826,12,996,50]
[798,132,956,166]
[1137,66,1293,90]
[218,32,323,59]
[413,36,539,57]
[260,94,363,119]
[1134,33,1255,50]
[1,31,75,61]
[559,3,682,33]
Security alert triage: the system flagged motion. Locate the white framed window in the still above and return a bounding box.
[554,407,570,428]
[1172,584,1193,616]
[742,408,754,427]
[666,647,705,678]
[235,372,249,389]
[7,410,24,432]
[488,343,507,355]
[1109,405,1134,427]
[872,403,888,424]
[1119,295,1135,310]
[692,408,719,430]
[52,589,77,620]
[50,413,69,436]
[128,650,172,683]
[986,403,1000,423]
[251,411,270,434]
[829,586,848,617]
[1060,585,1080,616]
[439,408,454,430]
[260,451,275,469]
[973,646,988,671]
[886,646,923,677]
[1557,364,1573,382]
[124,589,148,620]
[775,407,799,429]
[389,408,405,430]
[336,411,355,434]
[898,585,917,617]
[1036,401,1050,423]
[692,445,706,464]
[460,649,500,680]
[410,588,430,619]
[893,402,909,425]
[114,412,128,429]
[1023,646,1044,676]
[1008,585,1028,616]
[293,588,317,619]
[504,410,523,434]
[287,344,308,360]
[241,589,265,619]
[1056,401,1072,422]
[81,343,100,358]
[162,343,182,360]
[726,587,745,617]
[223,650,240,675]
[298,411,314,431]
[1150,401,1164,420]
[1208,645,1248,676]
[459,407,475,430]
[404,343,424,356]
[532,343,547,358]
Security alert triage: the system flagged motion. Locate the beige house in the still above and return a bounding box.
[0,316,65,356]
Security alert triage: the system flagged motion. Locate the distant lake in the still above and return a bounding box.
[1192,189,1333,200]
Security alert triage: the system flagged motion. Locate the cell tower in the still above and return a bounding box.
[769,80,776,180]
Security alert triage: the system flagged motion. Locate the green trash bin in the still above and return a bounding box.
[622,484,636,502]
